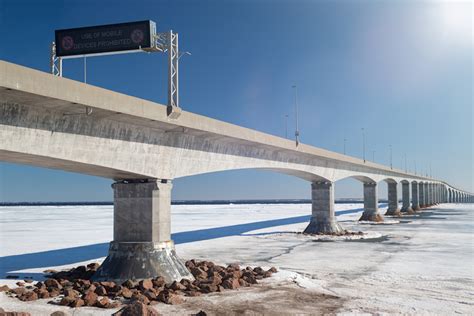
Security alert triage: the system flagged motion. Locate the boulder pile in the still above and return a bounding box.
[1,260,277,309]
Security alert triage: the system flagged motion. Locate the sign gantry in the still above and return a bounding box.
[51,20,186,118]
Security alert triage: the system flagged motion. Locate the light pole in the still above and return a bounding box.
[343,138,347,155]
[404,153,407,173]
[361,128,365,162]
[284,114,289,139]
[372,150,375,162]
[414,160,417,175]
[389,145,393,170]
[292,85,299,146]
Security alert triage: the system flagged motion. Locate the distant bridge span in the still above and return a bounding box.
[1,60,472,282]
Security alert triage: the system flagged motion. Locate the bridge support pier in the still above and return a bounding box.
[93,179,193,283]
[385,182,401,216]
[411,181,420,211]
[401,182,414,214]
[303,181,344,234]
[360,182,383,222]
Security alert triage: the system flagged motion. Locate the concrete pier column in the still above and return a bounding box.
[303,181,344,234]
[359,182,383,222]
[401,182,414,214]
[419,182,425,208]
[93,179,193,283]
[425,183,431,206]
[411,181,420,211]
[385,182,401,216]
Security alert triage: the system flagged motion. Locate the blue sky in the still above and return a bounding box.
[0,0,472,202]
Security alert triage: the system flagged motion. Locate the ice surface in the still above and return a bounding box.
[0,203,473,314]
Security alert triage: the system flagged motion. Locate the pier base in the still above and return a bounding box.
[359,182,384,222]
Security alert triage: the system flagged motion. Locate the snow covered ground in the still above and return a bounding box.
[0,203,473,315]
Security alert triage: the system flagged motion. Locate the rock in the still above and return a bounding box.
[11,287,27,295]
[63,288,79,298]
[35,281,45,289]
[112,301,159,316]
[238,279,250,287]
[18,291,38,301]
[185,290,202,297]
[100,281,116,290]
[0,285,10,292]
[152,277,165,288]
[190,267,207,280]
[253,267,264,275]
[50,312,67,316]
[193,311,207,316]
[122,279,137,289]
[269,267,278,273]
[24,279,33,283]
[143,290,157,301]
[158,291,184,305]
[36,288,50,299]
[138,279,153,291]
[222,278,240,289]
[169,281,186,291]
[95,297,110,308]
[131,292,150,305]
[121,287,133,299]
[263,271,272,278]
[59,297,75,306]
[48,288,61,297]
[70,298,85,308]
[82,291,98,306]
[45,279,62,289]
[16,282,25,287]
[199,284,218,293]
[87,263,100,271]
[95,285,107,296]
[0,312,31,316]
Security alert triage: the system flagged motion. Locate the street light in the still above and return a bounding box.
[284,114,289,138]
[389,145,393,170]
[343,138,347,155]
[292,85,299,146]
[361,128,365,162]
[372,150,375,162]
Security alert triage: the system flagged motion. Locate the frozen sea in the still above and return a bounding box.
[0,203,473,315]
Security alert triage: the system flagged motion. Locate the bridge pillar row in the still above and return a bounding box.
[411,181,420,211]
[303,181,344,235]
[93,179,193,283]
[385,182,401,216]
[426,183,432,206]
[419,182,425,208]
[360,182,383,222]
[401,182,414,214]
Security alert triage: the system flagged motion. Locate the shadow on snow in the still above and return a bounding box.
[0,205,380,279]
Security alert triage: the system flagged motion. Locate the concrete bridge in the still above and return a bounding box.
[1,60,472,282]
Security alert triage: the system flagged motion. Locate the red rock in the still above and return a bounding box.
[82,291,98,306]
[269,267,278,273]
[63,288,79,298]
[0,285,10,292]
[112,301,159,316]
[95,285,107,296]
[59,297,75,306]
[15,282,25,287]
[185,290,201,297]
[122,279,137,289]
[18,291,38,301]
[167,293,184,305]
[169,281,186,291]
[238,279,250,287]
[263,271,272,278]
[152,276,165,288]
[222,278,240,289]
[36,288,50,299]
[11,287,27,295]
[138,279,153,291]
[121,287,133,299]
[190,267,207,280]
[199,284,218,293]
[44,279,62,289]
[143,290,157,301]
[100,281,116,289]
[70,298,85,308]
[48,288,61,297]
[131,293,150,305]
[95,297,110,308]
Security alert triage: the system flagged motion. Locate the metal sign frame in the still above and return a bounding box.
[51,21,184,119]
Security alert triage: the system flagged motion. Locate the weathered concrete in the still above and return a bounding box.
[92,180,193,283]
[385,182,401,216]
[411,181,420,211]
[360,182,383,222]
[303,181,344,234]
[401,181,414,214]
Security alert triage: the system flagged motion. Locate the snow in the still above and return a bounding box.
[0,203,473,315]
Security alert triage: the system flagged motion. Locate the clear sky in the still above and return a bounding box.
[0,0,472,202]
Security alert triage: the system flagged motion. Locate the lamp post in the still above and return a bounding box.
[389,145,393,170]
[372,150,375,162]
[343,138,347,155]
[284,114,289,138]
[292,85,299,146]
[362,128,365,163]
